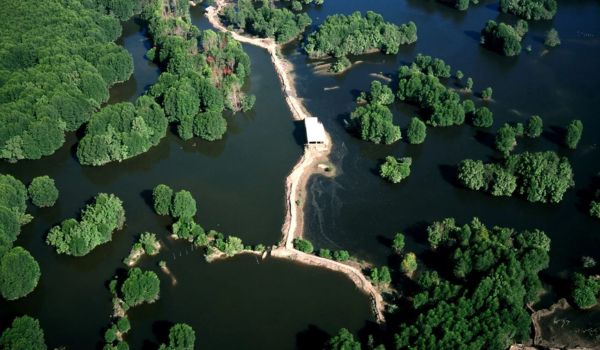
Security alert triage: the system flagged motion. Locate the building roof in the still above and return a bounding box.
[305,117,327,144]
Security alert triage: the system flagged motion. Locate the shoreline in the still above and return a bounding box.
[206,0,385,323]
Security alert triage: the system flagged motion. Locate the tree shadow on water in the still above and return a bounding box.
[575,174,599,215]
[296,324,330,350]
[438,164,460,188]
[473,129,495,149]
[140,320,175,350]
[141,189,154,210]
[543,125,565,147]
[464,30,481,43]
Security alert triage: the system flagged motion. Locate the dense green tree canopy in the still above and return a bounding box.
[471,107,494,128]
[327,328,361,350]
[481,20,527,56]
[406,117,427,144]
[153,184,174,216]
[77,96,168,166]
[413,54,451,78]
[222,0,311,43]
[193,111,228,141]
[500,0,557,20]
[457,151,574,203]
[564,119,583,149]
[0,174,41,300]
[93,0,140,21]
[526,115,543,138]
[0,315,46,350]
[391,218,550,349]
[572,273,599,309]
[293,238,314,254]
[544,28,561,47]
[142,1,254,144]
[495,123,517,156]
[357,81,395,106]
[121,268,160,307]
[159,323,196,350]
[0,247,41,300]
[46,193,125,256]
[350,82,401,144]
[350,103,401,145]
[28,176,59,208]
[0,174,30,249]
[304,11,417,65]
[380,157,412,184]
[397,65,465,127]
[171,191,197,219]
[392,233,406,253]
[401,252,418,276]
[0,0,133,162]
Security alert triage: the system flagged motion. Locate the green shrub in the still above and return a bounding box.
[28,176,59,208]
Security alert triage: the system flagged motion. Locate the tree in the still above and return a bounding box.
[380,157,412,184]
[466,77,473,91]
[193,111,227,141]
[304,11,417,64]
[582,256,596,269]
[392,233,405,253]
[326,328,361,350]
[406,118,427,144]
[472,107,493,128]
[481,87,493,100]
[500,0,557,20]
[401,252,418,276]
[319,249,332,259]
[121,268,160,307]
[526,115,543,138]
[456,0,469,10]
[117,317,131,333]
[490,169,517,196]
[139,232,159,255]
[591,201,600,219]
[544,28,561,47]
[358,81,395,106]
[455,70,464,80]
[393,218,550,349]
[457,151,574,203]
[28,176,59,208]
[333,250,350,261]
[171,190,197,219]
[0,0,134,162]
[350,103,401,144]
[572,273,599,309]
[223,0,312,43]
[153,184,173,216]
[564,119,583,149]
[481,20,526,56]
[293,238,314,254]
[376,266,392,286]
[159,323,196,350]
[0,247,41,300]
[496,123,517,156]
[46,193,125,256]
[457,159,486,190]
[0,315,46,350]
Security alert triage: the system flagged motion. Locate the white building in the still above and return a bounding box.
[304,117,327,145]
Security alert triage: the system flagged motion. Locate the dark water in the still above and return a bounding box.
[296,0,600,294]
[0,13,373,348]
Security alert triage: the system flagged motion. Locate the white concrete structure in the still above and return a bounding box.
[304,117,327,145]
